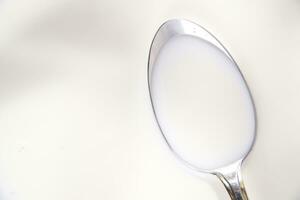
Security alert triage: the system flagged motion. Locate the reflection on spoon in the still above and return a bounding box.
[148,19,257,200]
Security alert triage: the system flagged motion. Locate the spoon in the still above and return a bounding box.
[147,19,257,200]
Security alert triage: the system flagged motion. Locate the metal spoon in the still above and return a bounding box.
[147,19,257,200]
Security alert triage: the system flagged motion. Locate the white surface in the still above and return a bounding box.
[150,35,255,170]
[0,0,300,199]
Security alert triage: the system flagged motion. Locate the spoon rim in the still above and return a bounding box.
[147,18,257,173]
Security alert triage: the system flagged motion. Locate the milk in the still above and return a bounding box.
[150,35,255,170]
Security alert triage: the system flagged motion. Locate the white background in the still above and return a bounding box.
[0,0,299,199]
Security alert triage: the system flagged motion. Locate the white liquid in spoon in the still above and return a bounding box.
[150,35,255,170]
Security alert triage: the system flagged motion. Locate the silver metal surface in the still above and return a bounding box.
[147,19,257,200]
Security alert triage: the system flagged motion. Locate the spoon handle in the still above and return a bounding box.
[215,161,248,200]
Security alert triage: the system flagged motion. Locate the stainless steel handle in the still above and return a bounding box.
[215,161,248,200]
